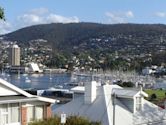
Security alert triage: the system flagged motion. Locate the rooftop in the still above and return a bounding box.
[54,83,166,125]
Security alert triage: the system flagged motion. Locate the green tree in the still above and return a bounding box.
[0,7,5,20]
[150,93,157,100]
[45,53,67,68]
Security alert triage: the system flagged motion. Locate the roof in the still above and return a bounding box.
[133,100,166,125]
[54,85,132,125]
[113,88,148,98]
[70,86,85,93]
[0,78,56,104]
[54,84,165,125]
[29,62,40,72]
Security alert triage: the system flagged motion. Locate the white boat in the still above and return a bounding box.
[23,73,28,77]
[25,77,31,83]
[49,70,52,80]
[18,71,20,79]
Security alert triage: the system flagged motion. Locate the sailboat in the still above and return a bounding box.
[1,68,5,76]
[49,70,52,80]
[17,70,20,79]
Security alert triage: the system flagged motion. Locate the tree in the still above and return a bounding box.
[150,93,157,100]
[0,7,5,20]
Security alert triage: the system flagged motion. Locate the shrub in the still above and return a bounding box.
[118,81,134,87]
[29,116,101,125]
[150,93,157,100]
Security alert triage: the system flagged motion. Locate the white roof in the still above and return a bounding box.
[29,62,40,72]
[54,84,132,125]
[70,86,85,93]
[134,100,166,125]
[54,84,166,125]
[46,87,69,92]
[114,88,148,98]
[0,78,56,104]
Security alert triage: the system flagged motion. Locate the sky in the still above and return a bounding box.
[0,0,166,34]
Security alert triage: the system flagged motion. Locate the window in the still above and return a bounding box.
[9,103,20,123]
[136,97,142,111]
[0,104,8,125]
[0,103,20,125]
[27,105,44,122]
[27,106,34,122]
[35,106,43,120]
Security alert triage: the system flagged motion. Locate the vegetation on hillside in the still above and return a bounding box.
[4,23,166,47]
[1,23,166,71]
[29,116,101,125]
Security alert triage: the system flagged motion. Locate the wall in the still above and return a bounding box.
[21,106,27,125]
[44,104,52,119]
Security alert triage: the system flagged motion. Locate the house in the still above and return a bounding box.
[54,81,166,125]
[0,78,56,125]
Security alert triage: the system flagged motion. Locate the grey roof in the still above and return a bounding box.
[54,85,134,125]
[113,89,139,98]
[54,84,164,125]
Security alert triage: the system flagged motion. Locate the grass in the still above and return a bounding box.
[145,89,166,100]
[144,89,166,105]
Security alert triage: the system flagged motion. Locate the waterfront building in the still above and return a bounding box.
[54,81,166,125]
[8,44,20,66]
[0,78,56,125]
[28,62,42,73]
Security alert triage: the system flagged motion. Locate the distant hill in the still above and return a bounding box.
[2,23,166,54]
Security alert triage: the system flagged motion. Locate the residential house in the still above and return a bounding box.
[54,81,166,125]
[0,78,56,125]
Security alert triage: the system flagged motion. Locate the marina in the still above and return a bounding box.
[0,71,166,90]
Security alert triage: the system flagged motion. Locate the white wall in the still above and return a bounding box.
[0,84,19,96]
[84,81,97,104]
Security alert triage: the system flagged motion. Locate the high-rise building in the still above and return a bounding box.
[9,44,20,66]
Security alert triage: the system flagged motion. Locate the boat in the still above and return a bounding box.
[25,77,31,83]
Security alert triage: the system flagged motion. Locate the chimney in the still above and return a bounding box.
[84,81,97,104]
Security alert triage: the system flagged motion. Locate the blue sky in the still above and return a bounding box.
[0,0,166,34]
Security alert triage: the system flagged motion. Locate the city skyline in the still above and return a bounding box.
[1,0,166,34]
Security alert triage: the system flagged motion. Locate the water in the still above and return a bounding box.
[1,72,166,90]
[153,78,166,89]
[0,73,71,89]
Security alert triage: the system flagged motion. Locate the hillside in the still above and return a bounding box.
[2,23,166,54]
[0,23,166,70]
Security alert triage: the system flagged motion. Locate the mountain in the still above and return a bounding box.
[2,23,166,54]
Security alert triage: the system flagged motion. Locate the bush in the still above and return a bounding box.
[118,81,134,87]
[29,116,101,125]
[150,93,157,100]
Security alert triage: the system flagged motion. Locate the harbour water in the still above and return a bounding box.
[0,73,71,89]
[0,72,166,90]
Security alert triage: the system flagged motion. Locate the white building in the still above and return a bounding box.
[28,62,42,73]
[142,67,156,75]
[54,81,166,125]
[0,78,56,125]
[8,44,20,66]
